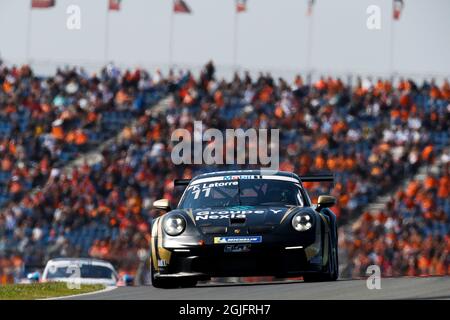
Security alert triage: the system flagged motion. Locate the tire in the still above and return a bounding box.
[333,226,339,279]
[303,230,338,282]
[180,278,198,288]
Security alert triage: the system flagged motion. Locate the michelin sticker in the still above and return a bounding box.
[214,236,262,244]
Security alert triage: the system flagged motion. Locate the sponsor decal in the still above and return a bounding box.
[194,210,265,221]
[214,236,262,244]
[193,208,285,221]
[228,206,256,210]
[223,175,261,180]
[157,259,168,267]
[223,176,239,180]
[191,175,298,185]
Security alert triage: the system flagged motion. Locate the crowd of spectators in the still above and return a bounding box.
[340,154,449,277]
[163,64,449,225]
[0,60,181,282]
[0,59,448,283]
[0,61,171,207]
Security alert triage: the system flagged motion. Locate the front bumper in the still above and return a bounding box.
[155,242,323,279]
[152,210,327,280]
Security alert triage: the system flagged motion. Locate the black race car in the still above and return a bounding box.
[150,170,338,288]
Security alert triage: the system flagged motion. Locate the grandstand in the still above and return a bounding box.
[0,59,448,284]
[340,158,449,277]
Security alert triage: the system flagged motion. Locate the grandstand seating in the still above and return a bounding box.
[341,160,449,277]
[0,61,448,282]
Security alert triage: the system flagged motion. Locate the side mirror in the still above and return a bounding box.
[153,199,171,211]
[317,195,336,209]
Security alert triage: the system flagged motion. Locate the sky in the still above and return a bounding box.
[0,0,449,80]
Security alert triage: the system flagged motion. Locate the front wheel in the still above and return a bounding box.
[180,278,198,288]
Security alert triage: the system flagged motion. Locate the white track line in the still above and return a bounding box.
[40,285,118,300]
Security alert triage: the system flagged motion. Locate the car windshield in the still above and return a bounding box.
[46,264,116,280]
[178,178,304,209]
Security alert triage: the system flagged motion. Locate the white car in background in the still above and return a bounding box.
[42,258,118,286]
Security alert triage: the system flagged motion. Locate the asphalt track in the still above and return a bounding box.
[67,276,449,300]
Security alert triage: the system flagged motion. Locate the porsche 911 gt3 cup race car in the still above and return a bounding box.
[150,170,339,288]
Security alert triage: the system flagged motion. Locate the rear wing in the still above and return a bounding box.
[299,174,334,183]
[174,179,191,187]
[174,174,334,187]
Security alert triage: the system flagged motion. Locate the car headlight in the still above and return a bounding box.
[163,215,186,236]
[292,213,313,232]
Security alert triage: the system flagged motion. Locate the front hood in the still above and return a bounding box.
[170,206,314,227]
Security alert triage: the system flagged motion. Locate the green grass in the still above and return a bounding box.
[0,282,105,300]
